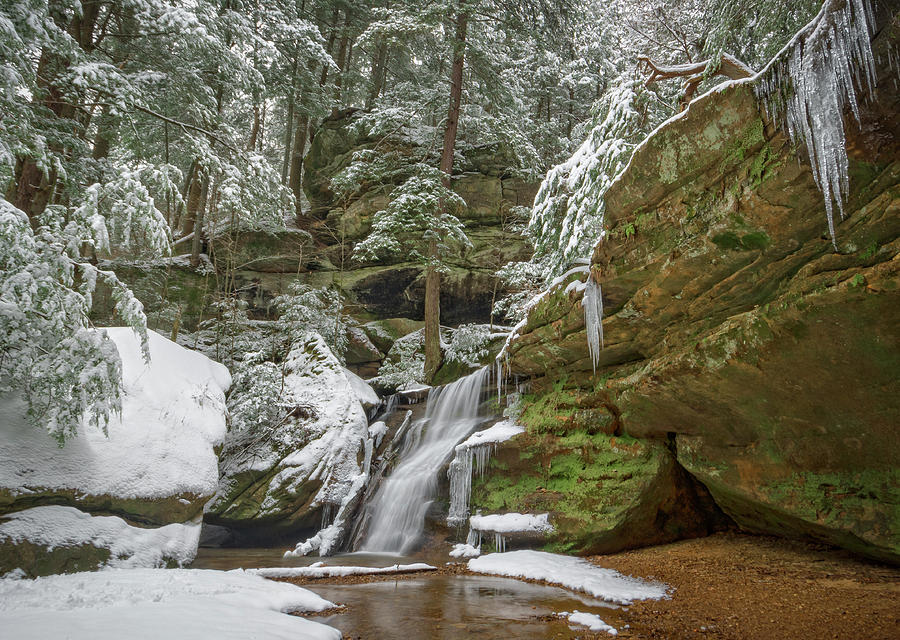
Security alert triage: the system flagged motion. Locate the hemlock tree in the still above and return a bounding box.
[353,168,470,382]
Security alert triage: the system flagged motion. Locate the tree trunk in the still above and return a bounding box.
[331,9,351,114]
[289,113,310,222]
[182,166,204,237]
[365,38,388,110]
[247,103,261,151]
[425,0,468,383]
[281,54,299,183]
[190,175,211,268]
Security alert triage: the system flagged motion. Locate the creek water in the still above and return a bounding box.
[190,547,628,639]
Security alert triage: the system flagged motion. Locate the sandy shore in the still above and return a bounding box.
[593,531,900,639]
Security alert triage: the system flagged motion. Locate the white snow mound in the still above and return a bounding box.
[469,512,553,534]
[0,567,339,639]
[468,550,667,605]
[0,328,231,501]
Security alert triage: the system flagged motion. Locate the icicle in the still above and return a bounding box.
[583,273,604,374]
[447,442,499,526]
[755,0,879,248]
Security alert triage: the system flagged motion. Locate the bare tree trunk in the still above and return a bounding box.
[190,175,211,268]
[331,9,351,114]
[289,113,310,221]
[182,167,204,237]
[638,53,755,110]
[425,0,468,383]
[365,38,388,110]
[247,103,261,151]
[281,54,299,183]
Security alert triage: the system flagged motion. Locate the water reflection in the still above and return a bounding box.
[190,548,626,639]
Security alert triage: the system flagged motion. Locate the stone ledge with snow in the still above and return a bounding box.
[208,333,372,550]
[0,567,340,640]
[0,328,231,576]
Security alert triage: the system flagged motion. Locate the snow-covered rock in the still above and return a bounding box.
[208,333,371,551]
[0,567,340,639]
[0,328,230,575]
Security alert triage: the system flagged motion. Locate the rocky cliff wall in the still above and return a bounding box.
[478,11,900,563]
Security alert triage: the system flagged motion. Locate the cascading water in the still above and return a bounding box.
[358,366,491,554]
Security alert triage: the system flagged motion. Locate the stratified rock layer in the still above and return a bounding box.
[490,15,900,563]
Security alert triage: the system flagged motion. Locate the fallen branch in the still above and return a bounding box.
[638,53,756,110]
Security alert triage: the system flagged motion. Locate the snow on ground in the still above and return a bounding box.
[561,610,619,636]
[250,562,434,578]
[468,550,668,605]
[454,419,524,451]
[469,512,553,534]
[0,506,199,569]
[0,568,339,640]
[449,543,481,559]
[0,328,230,501]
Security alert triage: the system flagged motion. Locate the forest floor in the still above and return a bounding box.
[593,531,900,640]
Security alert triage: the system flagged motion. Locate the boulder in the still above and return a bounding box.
[0,329,230,575]
[207,333,372,546]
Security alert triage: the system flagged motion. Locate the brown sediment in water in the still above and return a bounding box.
[590,531,900,639]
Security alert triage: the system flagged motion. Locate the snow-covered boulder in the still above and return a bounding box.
[208,333,371,549]
[0,328,231,576]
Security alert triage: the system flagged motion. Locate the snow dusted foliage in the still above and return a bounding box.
[583,273,605,373]
[755,0,878,246]
[275,283,348,362]
[526,77,642,279]
[353,169,471,272]
[0,197,163,443]
[373,329,426,389]
[445,324,491,367]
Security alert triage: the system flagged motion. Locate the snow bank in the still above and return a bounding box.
[562,610,618,636]
[0,506,199,569]
[0,568,339,640]
[469,512,553,534]
[250,562,434,578]
[214,333,371,556]
[467,550,667,605]
[0,328,230,501]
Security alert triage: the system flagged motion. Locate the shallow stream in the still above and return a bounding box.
[191,548,630,639]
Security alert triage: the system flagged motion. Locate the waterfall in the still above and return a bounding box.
[358,366,491,554]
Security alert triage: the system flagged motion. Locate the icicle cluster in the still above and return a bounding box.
[447,443,496,526]
[755,0,877,246]
[583,275,604,374]
[464,528,508,553]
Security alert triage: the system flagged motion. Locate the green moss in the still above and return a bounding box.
[712,231,742,251]
[739,232,770,251]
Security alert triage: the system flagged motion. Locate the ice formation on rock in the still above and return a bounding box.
[755,0,878,246]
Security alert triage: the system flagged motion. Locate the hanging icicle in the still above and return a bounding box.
[583,267,604,375]
[755,0,878,247]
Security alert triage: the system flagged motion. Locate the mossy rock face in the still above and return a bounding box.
[211,230,314,274]
[503,17,900,563]
[0,487,204,527]
[471,383,724,554]
[0,538,113,578]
